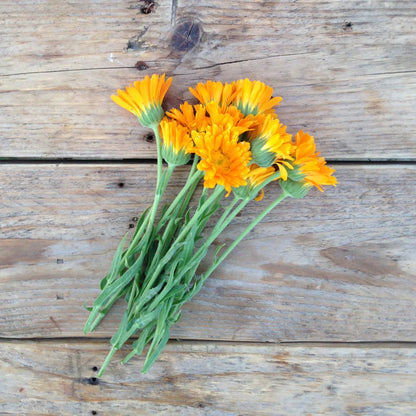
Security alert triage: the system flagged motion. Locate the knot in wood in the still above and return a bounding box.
[172,19,201,52]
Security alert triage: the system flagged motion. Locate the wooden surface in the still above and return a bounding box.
[2,340,416,416]
[1,0,416,160]
[1,0,416,415]
[1,164,415,341]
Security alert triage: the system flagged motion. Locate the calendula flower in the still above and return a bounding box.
[282,131,337,196]
[249,114,294,177]
[111,74,172,128]
[159,119,194,166]
[166,102,208,132]
[192,125,251,195]
[189,80,237,108]
[234,164,277,201]
[234,79,282,116]
[205,102,253,136]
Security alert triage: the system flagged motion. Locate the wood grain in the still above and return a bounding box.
[1,163,415,341]
[1,0,415,159]
[1,340,416,416]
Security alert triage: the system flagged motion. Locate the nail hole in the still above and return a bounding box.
[88,377,99,385]
[132,217,138,222]
[135,61,149,71]
[91,411,97,415]
[144,133,154,143]
[92,366,98,372]
[342,21,353,31]
[129,223,135,229]
[118,182,125,188]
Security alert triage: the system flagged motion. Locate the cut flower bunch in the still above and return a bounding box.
[84,74,337,376]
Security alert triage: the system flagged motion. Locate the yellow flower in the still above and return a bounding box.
[234,79,282,116]
[249,114,294,179]
[234,164,277,201]
[166,102,208,132]
[189,80,237,108]
[292,131,337,191]
[111,74,172,128]
[205,102,253,136]
[192,125,251,195]
[160,119,194,166]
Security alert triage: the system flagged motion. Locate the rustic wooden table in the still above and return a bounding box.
[1,1,416,415]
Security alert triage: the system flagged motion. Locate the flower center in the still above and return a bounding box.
[212,150,231,171]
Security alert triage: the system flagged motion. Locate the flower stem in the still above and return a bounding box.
[202,191,289,281]
[98,346,117,377]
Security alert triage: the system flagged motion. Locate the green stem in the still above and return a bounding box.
[142,195,243,314]
[135,186,224,310]
[156,158,202,232]
[172,197,249,286]
[98,346,117,377]
[202,191,289,281]
[154,125,163,187]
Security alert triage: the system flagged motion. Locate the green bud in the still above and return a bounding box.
[138,104,164,129]
[162,143,191,166]
[233,184,257,201]
[279,178,310,199]
[287,165,306,182]
[250,137,275,167]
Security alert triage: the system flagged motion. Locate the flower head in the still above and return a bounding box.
[234,164,277,201]
[205,102,253,136]
[160,119,194,166]
[249,114,294,176]
[111,74,172,128]
[234,79,282,116]
[289,130,337,192]
[166,102,208,132]
[192,125,251,195]
[189,80,237,108]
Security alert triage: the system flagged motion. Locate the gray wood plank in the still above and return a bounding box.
[1,0,415,159]
[1,340,415,416]
[0,164,415,341]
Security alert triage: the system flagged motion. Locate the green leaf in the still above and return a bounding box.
[100,233,128,290]
[133,281,164,313]
[110,310,129,347]
[214,243,226,262]
[93,254,143,307]
[141,329,170,374]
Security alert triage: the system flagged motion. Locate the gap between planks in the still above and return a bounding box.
[1,159,416,164]
[1,337,416,348]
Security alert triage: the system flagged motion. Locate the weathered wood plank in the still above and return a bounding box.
[1,164,415,340]
[1,0,415,159]
[1,340,416,416]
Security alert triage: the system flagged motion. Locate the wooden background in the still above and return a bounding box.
[1,1,415,415]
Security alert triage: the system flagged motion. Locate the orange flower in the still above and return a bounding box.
[166,102,208,132]
[189,80,237,108]
[111,74,172,128]
[234,79,282,116]
[159,119,194,166]
[247,164,277,201]
[192,125,251,195]
[292,131,337,191]
[205,102,253,136]
[249,114,294,179]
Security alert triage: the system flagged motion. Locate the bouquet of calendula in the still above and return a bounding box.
[84,74,337,376]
